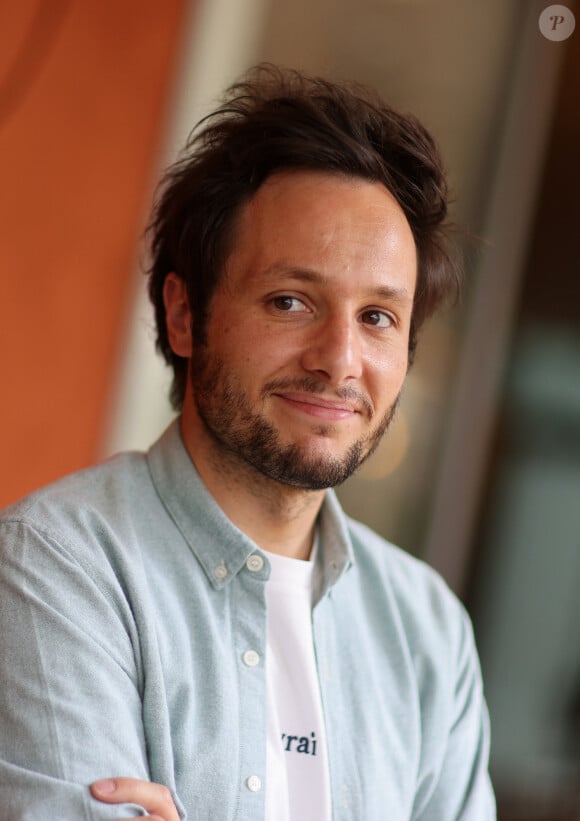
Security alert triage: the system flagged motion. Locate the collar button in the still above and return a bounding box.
[213,562,228,581]
[246,554,264,573]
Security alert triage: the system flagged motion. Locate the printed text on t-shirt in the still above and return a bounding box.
[281,731,318,756]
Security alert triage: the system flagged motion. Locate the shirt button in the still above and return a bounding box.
[246,775,262,792]
[242,649,260,667]
[213,562,228,581]
[246,554,264,573]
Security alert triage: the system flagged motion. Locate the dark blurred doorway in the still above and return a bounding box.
[468,22,580,821]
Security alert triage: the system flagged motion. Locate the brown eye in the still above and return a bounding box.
[273,296,294,310]
[361,310,392,328]
[272,296,307,312]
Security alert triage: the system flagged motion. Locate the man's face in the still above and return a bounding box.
[170,170,417,490]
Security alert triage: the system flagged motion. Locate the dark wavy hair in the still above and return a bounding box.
[148,64,460,410]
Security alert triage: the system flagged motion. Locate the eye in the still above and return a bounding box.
[271,295,308,313]
[360,309,394,328]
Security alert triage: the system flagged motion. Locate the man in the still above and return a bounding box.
[0,66,495,819]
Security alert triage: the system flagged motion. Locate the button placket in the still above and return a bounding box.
[235,551,267,815]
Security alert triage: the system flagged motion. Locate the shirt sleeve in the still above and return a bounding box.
[0,519,152,819]
[411,604,497,820]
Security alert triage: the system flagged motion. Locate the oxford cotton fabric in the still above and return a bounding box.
[0,420,495,820]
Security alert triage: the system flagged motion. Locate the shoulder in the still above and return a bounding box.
[344,515,471,654]
[346,515,458,605]
[3,451,147,516]
[0,451,153,566]
[2,451,148,520]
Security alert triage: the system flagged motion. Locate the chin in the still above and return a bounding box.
[251,439,367,491]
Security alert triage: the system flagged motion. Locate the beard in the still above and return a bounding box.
[189,351,399,491]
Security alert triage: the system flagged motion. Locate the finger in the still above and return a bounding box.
[91,778,180,821]
[112,817,166,821]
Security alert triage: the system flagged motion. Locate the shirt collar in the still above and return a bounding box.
[146,419,354,593]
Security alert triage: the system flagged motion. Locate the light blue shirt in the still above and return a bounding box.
[0,421,495,819]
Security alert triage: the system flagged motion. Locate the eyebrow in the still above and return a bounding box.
[261,264,413,303]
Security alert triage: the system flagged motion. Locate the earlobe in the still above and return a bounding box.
[163,273,193,357]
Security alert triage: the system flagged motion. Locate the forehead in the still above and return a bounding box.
[232,171,414,252]
[239,170,412,240]
[224,170,417,295]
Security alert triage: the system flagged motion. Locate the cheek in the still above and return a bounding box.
[241,326,301,369]
[214,325,295,381]
[367,349,409,400]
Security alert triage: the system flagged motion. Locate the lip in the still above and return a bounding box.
[273,392,360,421]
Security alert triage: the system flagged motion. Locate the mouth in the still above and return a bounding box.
[273,392,362,421]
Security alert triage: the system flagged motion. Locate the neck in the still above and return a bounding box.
[179,415,324,561]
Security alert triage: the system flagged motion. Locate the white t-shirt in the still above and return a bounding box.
[264,546,332,821]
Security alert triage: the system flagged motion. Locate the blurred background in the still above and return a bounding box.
[1,0,578,816]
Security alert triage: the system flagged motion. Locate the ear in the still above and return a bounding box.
[163,273,193,357]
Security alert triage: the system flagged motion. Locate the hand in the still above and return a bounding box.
[90,777,180,821]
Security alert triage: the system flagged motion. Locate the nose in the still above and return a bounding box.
[300,315,363,384]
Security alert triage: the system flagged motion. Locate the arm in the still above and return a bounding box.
[0,520,152,818]
[411,607,496,820]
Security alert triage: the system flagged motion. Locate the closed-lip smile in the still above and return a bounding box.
[273,392,361,420]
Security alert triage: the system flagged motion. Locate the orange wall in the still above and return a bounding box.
[0,1,189,506]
